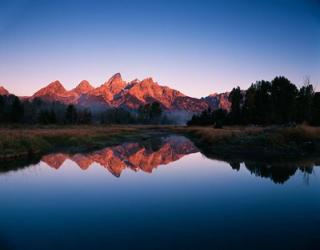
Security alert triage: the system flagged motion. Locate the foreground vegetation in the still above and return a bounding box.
[1,125,320,164]
[0,125,166,160]
[172,125,320,161]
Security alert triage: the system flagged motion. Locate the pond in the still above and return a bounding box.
[0,135,319,250]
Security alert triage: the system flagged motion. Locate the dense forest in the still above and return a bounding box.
[1,76,319,127]
[188,76,320,127]
[0,95,168,125]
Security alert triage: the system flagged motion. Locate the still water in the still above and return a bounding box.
[0,135,319,250]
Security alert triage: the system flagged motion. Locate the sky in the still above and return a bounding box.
[0,0,319,98]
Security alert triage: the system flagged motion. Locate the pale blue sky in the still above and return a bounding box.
[0,0,319,97]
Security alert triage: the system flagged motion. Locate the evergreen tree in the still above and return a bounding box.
[228,87,243,124]
[138,102,163,124]
[242,80,272,125]
[187,108,227,127]
[311,93,320,126]
[78,109,92,124]
[296,84,314,124]
[255,80,272,124]
[242,84,257,124]
[271,76,298,124]
[0,96,5,122]
[65,105,78,124]
[10,96,24,123]
[49,109,57,124]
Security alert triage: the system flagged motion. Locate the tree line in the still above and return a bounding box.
[0,96,93,125]
[188,76,320,127]
[0,95,169,125]
[100,102,171,124]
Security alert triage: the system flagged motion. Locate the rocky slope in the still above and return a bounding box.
[205,92,231,111]
[2,73,231,113]
[0,86,9,95]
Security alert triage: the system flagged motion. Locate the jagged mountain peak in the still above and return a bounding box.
[73,80,94,95]
[91,73,127,102]
[48,80,65,88]
[136,77,161,88]
[141,77,155,84]
[130,78,140,84]
[104,73,125,86]
[0,86,9,95]
[33,80,67,97]
[24,73,230,114]
[78,80,91,87]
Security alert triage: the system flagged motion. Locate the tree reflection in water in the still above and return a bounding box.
[0,135,318,184]
[227,160,317,184]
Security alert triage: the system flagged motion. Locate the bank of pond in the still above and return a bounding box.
[0,129,320,185]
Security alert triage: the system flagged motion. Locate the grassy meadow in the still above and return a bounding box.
[0,125,165,160]
[1,124,320,162]
[172,125,320,160]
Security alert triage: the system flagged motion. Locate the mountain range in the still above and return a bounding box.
[0,73,230,113]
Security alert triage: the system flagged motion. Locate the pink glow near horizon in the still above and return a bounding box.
[0,0,319,98]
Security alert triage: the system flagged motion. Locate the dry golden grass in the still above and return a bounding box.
[169,124,320,160]
[170,125,264,143]
[171,125,320,143]
[1,124,320,160]
[0,125,150,159]
[279,125,320,140]
[0,125,134,143]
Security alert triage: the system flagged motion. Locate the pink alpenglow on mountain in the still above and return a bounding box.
[33,80,67,97]
[205,92,231,111]
[32,80,78,104]
[4,73,230,113]
[41,136,198,177]
[0,86,10,95]
[91,73,127,102]
[72,80,94,95]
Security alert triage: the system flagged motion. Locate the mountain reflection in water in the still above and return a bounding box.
[0,135,319,184]
[1,136,320,250]
[41,135,198,177]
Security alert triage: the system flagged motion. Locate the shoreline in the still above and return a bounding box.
[170,125,320,161]
[0,125,320,166]
[0,126,168,161]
